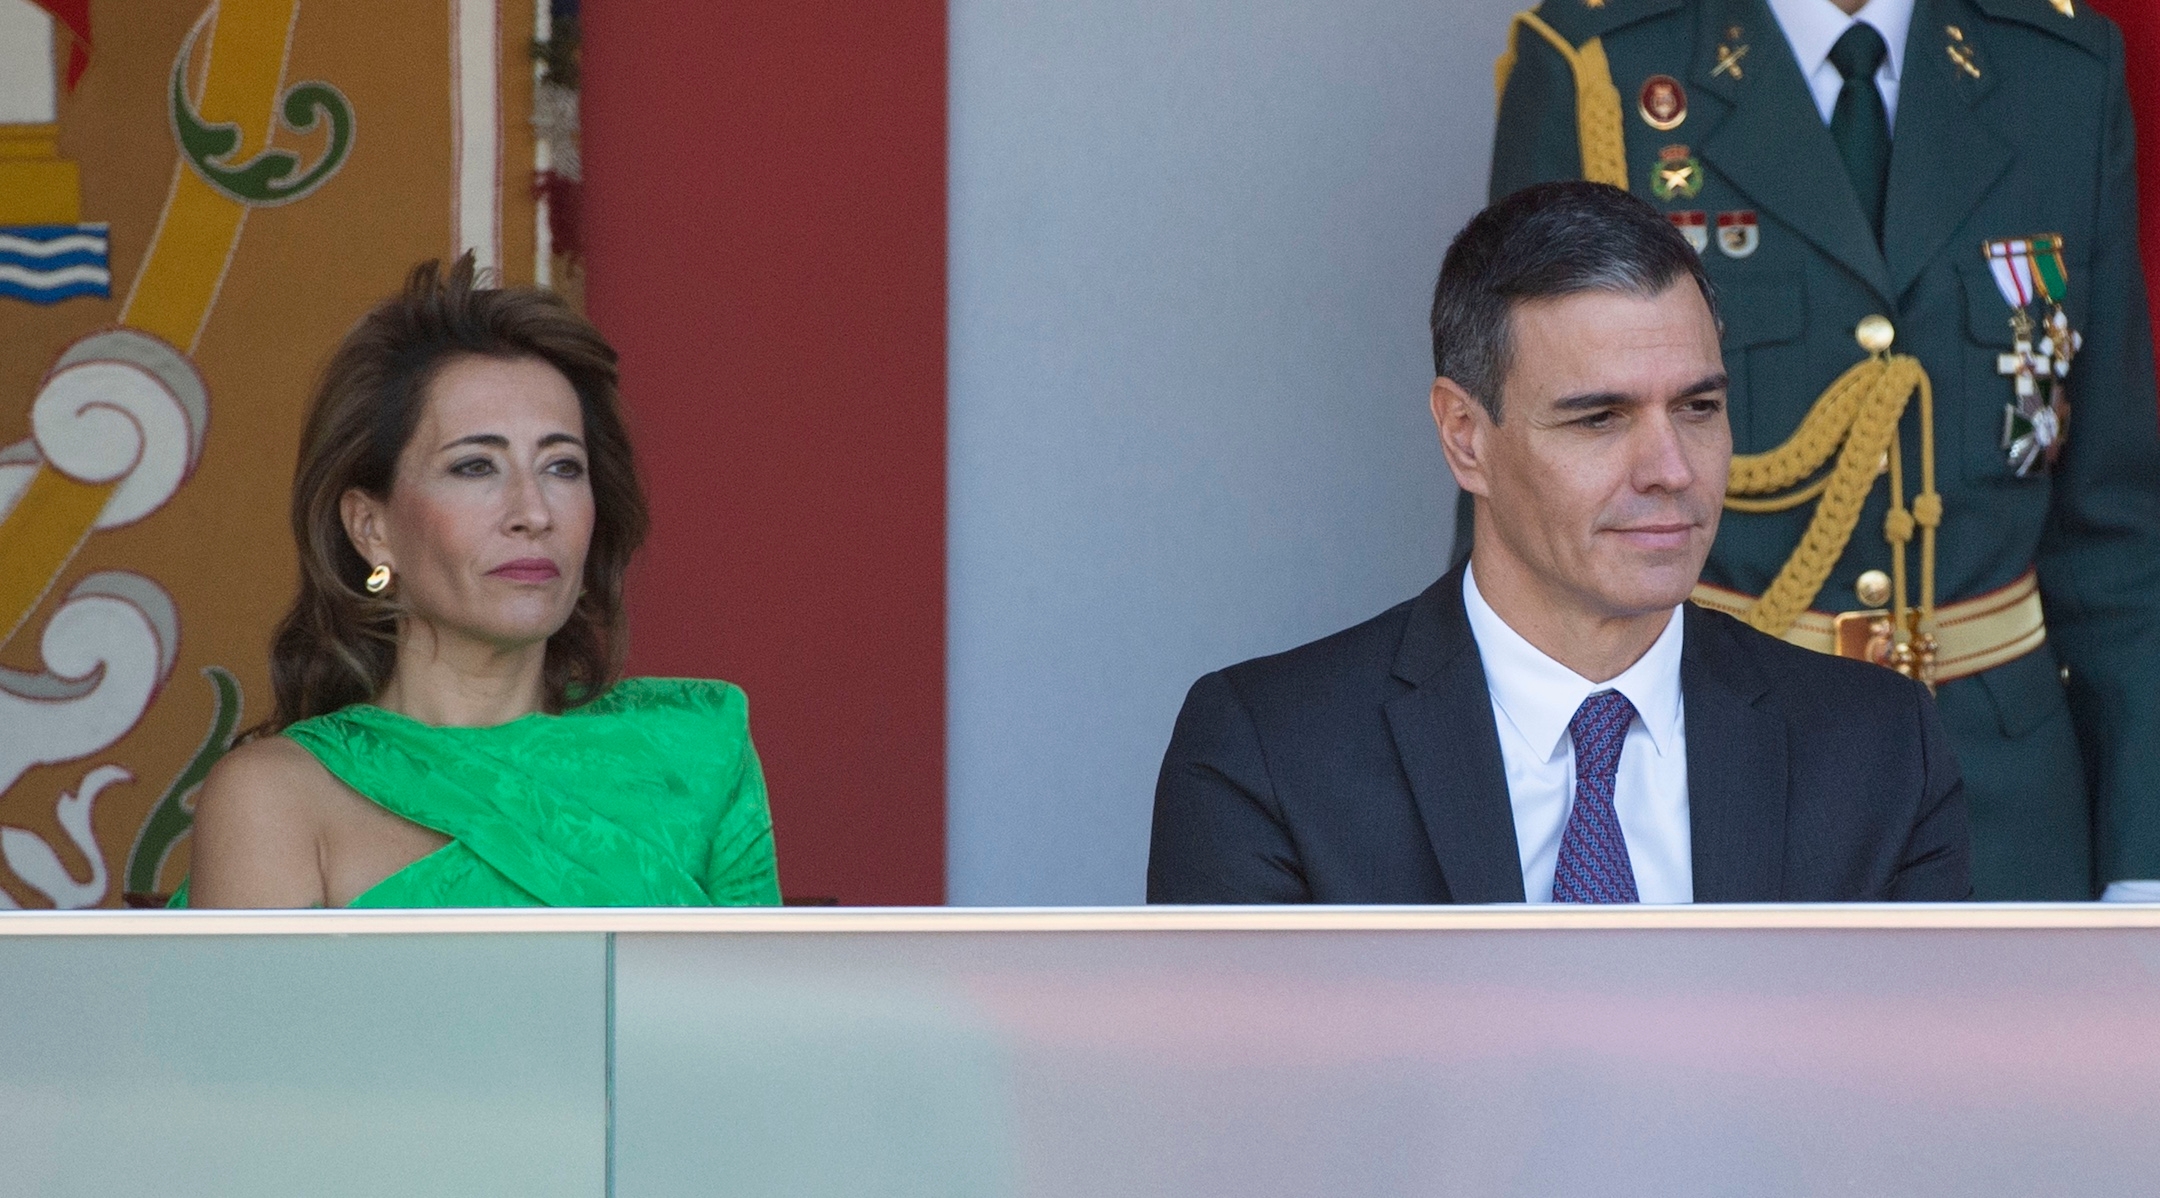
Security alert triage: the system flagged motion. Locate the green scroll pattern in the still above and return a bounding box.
[170,23,354,207]
[124,666,242,897]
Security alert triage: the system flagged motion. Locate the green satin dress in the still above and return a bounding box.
[174,678,780,908]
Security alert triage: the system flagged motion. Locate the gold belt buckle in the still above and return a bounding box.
[1833,608,1941,685]
[1833,608,1896,668]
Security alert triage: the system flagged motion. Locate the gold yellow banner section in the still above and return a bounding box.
[0,0,297,652]
[126,0,298,349]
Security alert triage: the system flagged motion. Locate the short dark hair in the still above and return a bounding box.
[267,254,649,729]
[1430,180,1718,421]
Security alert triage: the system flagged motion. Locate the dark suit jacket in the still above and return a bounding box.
[1147,566,1971,903]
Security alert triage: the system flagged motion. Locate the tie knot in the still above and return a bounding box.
[1828,22,1887,83]
[1568,689,1637,749]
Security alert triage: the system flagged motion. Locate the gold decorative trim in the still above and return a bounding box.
[1692,570,2044,683]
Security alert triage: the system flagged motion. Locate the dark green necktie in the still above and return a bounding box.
[1828,22,1891,237]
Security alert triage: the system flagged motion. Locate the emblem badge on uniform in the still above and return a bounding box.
[1714,37,1749,80]
[1650,145,1704,201]
[1716,210,1759,258]
[1985,235,2081,476]
[1945,25,1983,80]
[1669,210,1708,253]
[1639,76,1687,131]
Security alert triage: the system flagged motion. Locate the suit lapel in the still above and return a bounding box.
[1692,0,1894,305]
[1681,608,1790,901]
[1881,0,2011,298]
[1385,572,1526,904]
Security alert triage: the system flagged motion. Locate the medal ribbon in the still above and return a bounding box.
[1985,234,2070,310]
[1986,238,2037,310]
[2030,234,2069,303]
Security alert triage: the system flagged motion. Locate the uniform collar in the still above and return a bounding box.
[1765,0,1916,85]
[1462,563,1686,763]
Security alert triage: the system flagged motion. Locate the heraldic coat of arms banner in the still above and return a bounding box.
[0,0,568,906]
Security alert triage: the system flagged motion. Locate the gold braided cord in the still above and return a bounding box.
[1495,12,1631,190]
[1913,369,1940,619]
[1723,354,1935,638]
[1886,424,1912,649]
[1570,38,1629,190]
[1878,365,1941,668]
[1725,357,1874,494]
[1722,471,1830,513]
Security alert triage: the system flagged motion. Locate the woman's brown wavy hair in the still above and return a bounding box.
[265,254,648,730]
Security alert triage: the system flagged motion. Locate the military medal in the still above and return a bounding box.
[1639,76,1687,132]
[1985,235,2080,476]
[1669,210,1708,253]
[1716,210,1758,258]
[1651,145,1704,201]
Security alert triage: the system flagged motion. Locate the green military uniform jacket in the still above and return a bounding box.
[1488,0,2160,898]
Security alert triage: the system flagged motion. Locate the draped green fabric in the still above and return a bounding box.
[174,678,780,908]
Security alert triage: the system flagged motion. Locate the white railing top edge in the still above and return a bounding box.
[0,903,2156,935]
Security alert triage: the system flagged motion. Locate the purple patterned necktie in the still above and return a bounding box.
[1551,690,1640,903]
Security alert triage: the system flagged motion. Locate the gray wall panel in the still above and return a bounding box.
[948,0,1522,904]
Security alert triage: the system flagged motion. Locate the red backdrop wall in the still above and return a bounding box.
[581,2,947,904]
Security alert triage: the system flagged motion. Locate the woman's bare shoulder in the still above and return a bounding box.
[189,735,348,907]
[197,735,347,820]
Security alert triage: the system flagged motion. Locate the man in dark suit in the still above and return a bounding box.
[1148,181,1969,904]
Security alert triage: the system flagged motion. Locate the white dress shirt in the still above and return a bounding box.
[1765,0,1916,132]
[1463,566,1694,903]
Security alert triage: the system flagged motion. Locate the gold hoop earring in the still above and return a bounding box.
[364,564,393,595]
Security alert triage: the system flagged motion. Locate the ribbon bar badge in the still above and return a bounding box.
[1986,235,2080,477]
[1668,210,1708,253]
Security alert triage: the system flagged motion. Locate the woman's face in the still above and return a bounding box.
[344,354,595,652]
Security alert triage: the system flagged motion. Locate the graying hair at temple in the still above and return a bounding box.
[1429,180,1720,423]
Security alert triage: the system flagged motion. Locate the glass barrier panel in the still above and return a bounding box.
[615,922,2160,1198]
[0,931,606,1197]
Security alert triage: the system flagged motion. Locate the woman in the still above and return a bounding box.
[183,256,779,908]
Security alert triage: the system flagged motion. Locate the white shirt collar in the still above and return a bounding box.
[1462,563,1687,762]
[1765,0,1915,85]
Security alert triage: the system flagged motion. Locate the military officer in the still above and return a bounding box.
[1480,0,2160,899]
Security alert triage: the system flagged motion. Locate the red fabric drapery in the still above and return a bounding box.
[2086,0,2160,402]
[29,0,90,90]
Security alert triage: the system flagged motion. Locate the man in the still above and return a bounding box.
[1157,182,1969,906]
[1484,0,2160,900]
[1148,182,1968,904]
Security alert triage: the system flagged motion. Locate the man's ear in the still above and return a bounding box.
[340,488,391,570]
[1431,376,1494,498]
